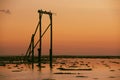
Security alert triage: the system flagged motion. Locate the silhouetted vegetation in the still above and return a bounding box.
[0,55,120,64]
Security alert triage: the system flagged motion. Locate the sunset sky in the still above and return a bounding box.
[0,0,120,56]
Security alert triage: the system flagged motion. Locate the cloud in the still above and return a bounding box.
[0,9,11,14]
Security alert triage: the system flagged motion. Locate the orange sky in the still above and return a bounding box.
[0,0,120,56]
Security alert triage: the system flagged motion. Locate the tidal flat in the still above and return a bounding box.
[0,57,120,80]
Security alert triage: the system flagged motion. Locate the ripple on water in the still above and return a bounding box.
[42,78,56,80]
[76,75,88,78]
[93,78,99,80]
[109,76,116,78]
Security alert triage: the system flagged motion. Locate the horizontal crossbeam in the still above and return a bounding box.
[38,10,52,15]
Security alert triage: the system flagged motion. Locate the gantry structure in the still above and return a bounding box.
[24,10,53,69]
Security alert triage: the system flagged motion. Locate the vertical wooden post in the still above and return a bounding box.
[31,34,34,63]
[49,14,53,69]
[38,48,41,68]
[38,12,42,67]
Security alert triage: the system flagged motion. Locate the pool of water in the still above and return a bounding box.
[0,58,120,80]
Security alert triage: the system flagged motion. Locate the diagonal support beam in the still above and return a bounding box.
[34,24,51,49]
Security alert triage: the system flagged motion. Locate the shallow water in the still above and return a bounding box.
[0,58,120,80]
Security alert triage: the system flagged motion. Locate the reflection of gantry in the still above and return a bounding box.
[24,10,53,68]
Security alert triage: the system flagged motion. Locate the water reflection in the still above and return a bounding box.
[0,58,120,80]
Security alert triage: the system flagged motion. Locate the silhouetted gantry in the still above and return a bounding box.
[24,10,53,69]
